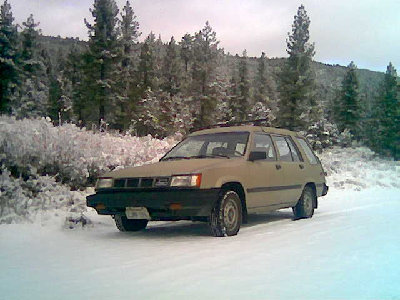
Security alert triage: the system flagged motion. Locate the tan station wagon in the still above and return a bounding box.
[87,123,328,237]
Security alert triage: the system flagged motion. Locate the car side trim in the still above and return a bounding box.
[247,184,302,193]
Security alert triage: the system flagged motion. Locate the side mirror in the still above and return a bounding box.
[249,151,267,162]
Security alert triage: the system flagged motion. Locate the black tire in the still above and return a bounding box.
[293,185,315,219]
[210,190,242,237]
[114,215,148,232]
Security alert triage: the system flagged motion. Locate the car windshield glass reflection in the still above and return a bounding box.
[161,132,249,161]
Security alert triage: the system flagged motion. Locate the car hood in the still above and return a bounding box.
[103,158,232,178]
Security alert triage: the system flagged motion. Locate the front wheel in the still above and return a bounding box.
[210,190,242,237]
[293,186,315,219]
[114,215,148,232]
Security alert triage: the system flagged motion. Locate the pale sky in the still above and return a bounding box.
[9,0,400,72]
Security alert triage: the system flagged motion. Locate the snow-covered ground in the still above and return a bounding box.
[0,187,399,300]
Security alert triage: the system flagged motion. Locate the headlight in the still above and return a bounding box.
[170,174,202,187]
[96,178,113,189]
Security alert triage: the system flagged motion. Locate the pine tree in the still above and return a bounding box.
[16,14,49,118]
[208,59,231,123]
[191,21,220,129]
[226,55,239,122]
[277,5,316,130]
[230,50,250,121]
[134,32,168,135]
[255,52,267,102]
[256,53,275,102]
[373,63,399,158]
[83,0,120,127]
[47,74,62,122]
[20,15,40,72]
[138,32,156,91]
[64,44,85,124]
[117,0,140,129]
[336,61,360,138]
[133,88,160,136]
[162,36,182,96]
[0,0,19,113]
[180,33,193,74]
[119,0,140,96]
[254,52,276,123]
[238,50,250,120]
[47,50,72,124]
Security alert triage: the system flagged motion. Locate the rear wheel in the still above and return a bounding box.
[210,190,242,237]
[114,215,148,232]
[293,185,315,219]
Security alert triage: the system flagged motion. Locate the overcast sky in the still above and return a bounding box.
[9,0,400,72]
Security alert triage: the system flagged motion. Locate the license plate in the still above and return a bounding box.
[126,207,150,220]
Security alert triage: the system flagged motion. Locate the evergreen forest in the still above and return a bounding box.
[0,0,398,159]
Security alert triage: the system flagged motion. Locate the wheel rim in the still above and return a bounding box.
[303,190,313,215]
[223,198,239,230]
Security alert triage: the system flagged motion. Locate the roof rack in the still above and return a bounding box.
[191,118,270,132]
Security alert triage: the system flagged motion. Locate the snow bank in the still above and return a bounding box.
[319,146,400,191]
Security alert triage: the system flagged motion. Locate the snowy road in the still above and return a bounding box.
[1,188,399,300]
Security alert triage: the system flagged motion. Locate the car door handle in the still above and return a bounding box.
[275,164,282,170]
[299,164,304,169]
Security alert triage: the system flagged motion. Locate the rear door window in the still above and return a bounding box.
[296,138,318,164]
[286,137,302,162]
[252,133,276,160]
[272,136,292,161]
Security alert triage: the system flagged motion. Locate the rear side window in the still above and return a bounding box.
[286,137,302,162]
[296,138,318,164]
[272,136,292,161]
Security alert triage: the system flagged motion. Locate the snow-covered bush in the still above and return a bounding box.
[0,116,178,223]
[0,167,88,224]
[131,90,195,138]
[337,129,354,147]
[319,146,400,191]
[304,120,339,152]
[248,101,275,125]
[0,116,177,189]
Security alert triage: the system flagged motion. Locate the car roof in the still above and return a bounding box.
[189,125,300,137]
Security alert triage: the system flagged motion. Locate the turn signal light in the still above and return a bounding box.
[95,203,106,210]
[170,203,182,210]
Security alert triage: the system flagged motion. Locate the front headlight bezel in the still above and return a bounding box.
[95,177,113,189]
[170,174,202,188]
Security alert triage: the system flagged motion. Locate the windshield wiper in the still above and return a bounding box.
[162,156,191,161]
[191,154,231,159]
[163,154,231,161]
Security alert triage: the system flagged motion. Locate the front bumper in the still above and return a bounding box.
[86,188,220,220]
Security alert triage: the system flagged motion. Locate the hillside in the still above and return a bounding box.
[38,35,385,112]
[245,56,384,109]
[38,35,86,70]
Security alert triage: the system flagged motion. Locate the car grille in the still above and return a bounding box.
[113,177,170,188]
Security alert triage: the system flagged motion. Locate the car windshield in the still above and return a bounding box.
[161,132,250,161]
